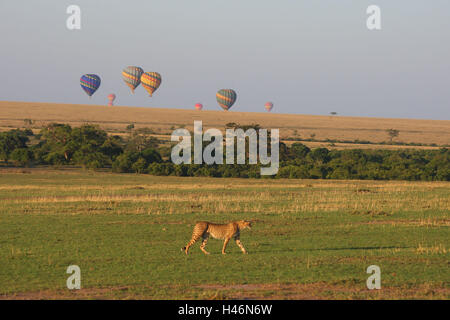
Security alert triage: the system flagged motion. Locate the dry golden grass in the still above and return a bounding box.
[283,140,443,150]
[416,244,448,255]
[1,101,449,147]
[1,170,448,216]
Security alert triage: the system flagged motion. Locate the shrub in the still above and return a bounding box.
[10,148,34,167]
[112,152,138,173]
[132,157,148,174]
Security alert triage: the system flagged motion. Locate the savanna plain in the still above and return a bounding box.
[0,169,448,299]
[0,101,449,300]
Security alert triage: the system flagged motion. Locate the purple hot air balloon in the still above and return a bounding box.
[80,74,101,97]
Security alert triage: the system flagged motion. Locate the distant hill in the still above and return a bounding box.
[0,101,449,149]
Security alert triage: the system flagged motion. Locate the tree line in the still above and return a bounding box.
[0,124,448,181]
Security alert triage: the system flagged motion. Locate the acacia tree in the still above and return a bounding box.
[39,124,73,162]
[386,129,400,143]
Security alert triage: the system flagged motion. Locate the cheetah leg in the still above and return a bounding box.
[222,238,230,255]
[200,236,210,255]
[183,237,199,255]
[235,239,247,254]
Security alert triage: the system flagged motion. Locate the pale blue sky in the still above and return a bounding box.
[0,1,449,119]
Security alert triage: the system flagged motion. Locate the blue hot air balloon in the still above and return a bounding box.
[216,89,237,111]
[80,74,101,97]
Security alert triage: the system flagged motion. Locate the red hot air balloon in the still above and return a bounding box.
[265,102,274,112]
[108,94,116,106]
[195,103,203,111]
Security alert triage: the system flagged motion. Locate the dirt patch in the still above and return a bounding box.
[354,189,377,194]
[105,220,185,226]
[196,283,449,300]
[1,282,448,300]
[0,286,133,300]
[351,210,393,216]
[356,219,450,227]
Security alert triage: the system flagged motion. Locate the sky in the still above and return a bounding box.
[0,0,449,120]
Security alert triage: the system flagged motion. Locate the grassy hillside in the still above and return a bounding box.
[1,101,449,149]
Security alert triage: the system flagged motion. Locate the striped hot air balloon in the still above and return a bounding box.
[80,74,101,97]
[108,94,116,106]
[195,103,203,110]
[141,72,162,97]
[216,89,237,111]
[265,102,273,112]
[122,66,144,93]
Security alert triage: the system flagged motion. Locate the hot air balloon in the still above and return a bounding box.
[141,72,162,97]
[265,102,273,112]
[216,89,237,111]
[108,94,116,106]
[195,103,203,111]
[122,66,144,93]
[80,74,101,97]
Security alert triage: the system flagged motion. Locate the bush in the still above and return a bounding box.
[112,152,138,173]
[132,157,148,174]
[290,143,310,158]
[173,164,188,177]
[10,148,34,167]
[74,151,110,170]
[0,129,31,162]
[141,148,162,164]
[148,163,174,176]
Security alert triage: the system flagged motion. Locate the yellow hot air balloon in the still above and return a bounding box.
[141,72,162,97]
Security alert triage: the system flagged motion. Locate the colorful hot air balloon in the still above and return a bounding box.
[108,94,116,106]
[195,103,203,111]
[216,89,237,111]
[141,72,162,97]
[265,102,273,112]
[122,66,144,93]
[80,74,101,97]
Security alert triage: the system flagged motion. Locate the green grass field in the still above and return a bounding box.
[0,169,448,299]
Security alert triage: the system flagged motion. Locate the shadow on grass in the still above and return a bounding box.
[254,245,412,253]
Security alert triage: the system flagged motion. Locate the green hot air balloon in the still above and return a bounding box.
[216,89,237,111]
